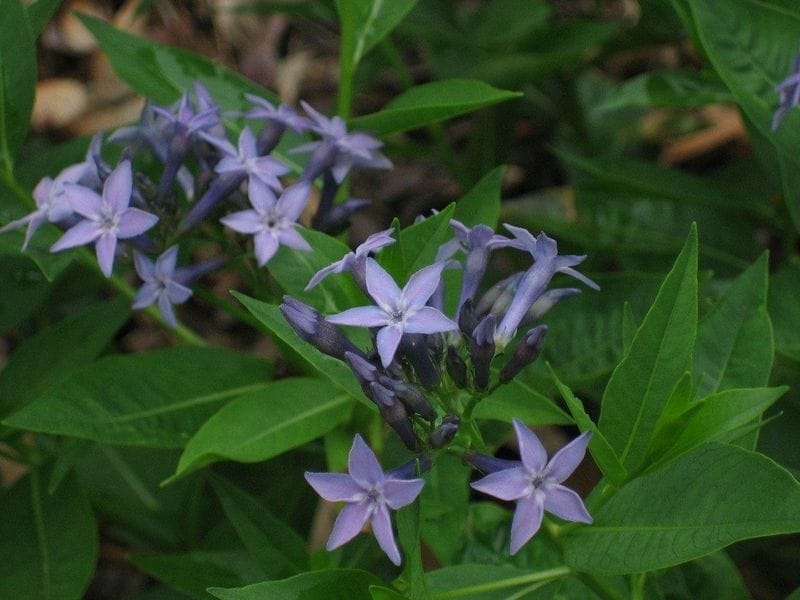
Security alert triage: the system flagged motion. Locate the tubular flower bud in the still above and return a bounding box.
[280,296,363,360]
[499,325,548,383]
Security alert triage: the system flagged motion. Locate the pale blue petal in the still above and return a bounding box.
[277,226,311,251]
[509,493,545,555]
[133,251,156,282]
[221,210,263,234]
[95,232,117,277]
[166,281,192,304]
[155,245,179,279]
[371,503,401,566]
[158,292,178,328]
[544,484,592,524]
[404,306,458,335]
[247,177,278,214]
[305,261,344,290]
[403,262,445,309]
[239,127,257,158]
[513,419,548,474]
[327,306,389,328]
[51,220,101,252]
[327,501,371,550]
[382,478,424,510]
[365,258,402,312]
[348,434,384,487]
[376,325,403,368]
[117,209,159,239]
[305,472,365,502]
[545,431,591,483]
[103,161,133,213]
[63,184,102,218]
[132,282,160,309]
[470,467,530,501]
[254,231,279,266]
[277,182,311,222]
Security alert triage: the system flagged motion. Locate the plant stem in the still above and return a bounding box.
[431,566,570,599]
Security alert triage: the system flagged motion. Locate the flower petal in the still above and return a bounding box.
[221,210,263,234]
[247,177,278,213]
[371,503,401,566]
[402,262,445,309]
[132,282,160,309]
[347,434,384,488]
[166,281,193,304]
[277,182,311,222]
[305,261,344,290]
[382,478,424,510]
[277,226,311,251]
[326,306,389,328]
[509,493,545,555]
[470,467,530,501]
[543,484,592,524]
[254,231,279,266]
[103,161,133,213]
[376,325,403,368]
[117,209,159,238]
[304,472,365,502]
[238,127,257,158]
[364,258,402,312]
[95,232,118,277]
[327,501,371,551]
[133,251,156,281]
[62,184,102,218]
[51,220,101,252]
[513,418,548,474]
[545,431,591,483]
[158,292,178,328]
[403,306,458,335]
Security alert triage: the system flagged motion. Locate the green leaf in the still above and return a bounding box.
[469,0,550,49]
[693,252,773,397]
[4,347,272,448]
[686,0,800,229]
[0,0,35,170]
[130,551,264,600]
[564,443,800,574]
[598,225,698,471]
[597,70,732,111]
[396,498,428,600]
[473,378,572,426]
[549,366,626,486]
[769,261,800,362]
[0,469,98,599]
[0,297,131,422]
[25,0,64,36]
[0,256,52,334]
[208,569,383,600]
[350,80,522,135]
[453,166,504,229]
[269,227,364,313]
[426,564,570,599]
[370,587,406,600]
[209,476,308,578]
[420,454,470,565]
[337,0,418,68]
[170,378,353,480]
[232,293,369,404]
[651,552,751,600]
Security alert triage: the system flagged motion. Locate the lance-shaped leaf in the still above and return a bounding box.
[208,569,383,600]
[598,225,698,471]
[564,443,800,574]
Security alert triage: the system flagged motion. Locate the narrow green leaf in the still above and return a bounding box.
[598,225,698,471]
[549,366,626,485]
[171,378,353,480]
[426,564,571,600]
[469,0,550,48]
[768,261,800,362]
[474,378,572,426]
[0,256,52,334]
[0,469,98,599]
[350,80,522,135]
[0,297,131,422]
[208,569,383,600]
[396,498,428,600]
[453,166,505,230]
[209,476,308,577]
[693,252,773,397]
[25,0,64,36]
[564,443,800,574]
[348,0,418,66]
[4,347,272,448]
[232,292,369,404]
[597,70,732,111]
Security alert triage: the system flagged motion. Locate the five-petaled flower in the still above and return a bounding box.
[471,419,593,555]
[201,126,290,190]
[305,228,395,290]
[326,258,458,367]
[220,180,311,266]
[132,246,193,328]
[305,434,424,565]
[51,160,159,277]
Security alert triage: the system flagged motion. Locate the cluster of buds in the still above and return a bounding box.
[284,219,598,562]
[1,83,391,327]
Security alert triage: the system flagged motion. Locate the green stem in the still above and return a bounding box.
[431,566,570,599]
[630,573,647,600]
[30,470,52,599]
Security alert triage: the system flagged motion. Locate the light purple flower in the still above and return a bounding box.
[305,228,395,290]
[471,419,593,555]
[220,180,311,266]
[201,126,290,190]
[245,94,310,133]
[327,259,458,367]
[773,53,800,131]
[150,91,220,138]
[132,246,193,328]
[51,160,158,277]
[304,434,424,565]
[494,226,598,347]
[292,101,392,183]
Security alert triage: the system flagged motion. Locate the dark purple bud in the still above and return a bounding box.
[369,382,419,451]
[300,141,338,183]
[179,171,245,232]
[499,325,548,383]
[445,346,468,389]
[464,451,521,474]
[174,257,227,286]
[388,455,433,479]
[470,315,496,390]
[430,415,460,448]
[345,351,379,397]
[458,299,479,338]
[311,171,340,231]
[314,198,370,235]
[280,296,363,360]
[380,376,436,421]
[399,334,440,389]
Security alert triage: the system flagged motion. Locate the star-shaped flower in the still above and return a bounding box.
[326,259,458,367]
[305,228,395,290]
[305,434,424,565]
[201,126,290,190]
[132,246,193,328]
[220,180,311,266]
[471,419,593,555]
[51,160,159,277]
[244,94,310,133]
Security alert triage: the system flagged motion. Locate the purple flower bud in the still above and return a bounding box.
[499,325,548,383]
[463,451,521,474]
[429,415,460,448]
[445,346,469,389]
[369,382,419,451]
[773,53,800,131]
[470,315,496,390]
[380,376,436,421]
[280,296,364,360]
[398,334,440,389]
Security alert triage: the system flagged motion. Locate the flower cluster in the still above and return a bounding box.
[1,84,389,327]
[283,217,598,563]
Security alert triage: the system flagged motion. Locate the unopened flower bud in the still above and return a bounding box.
[381,376,436,421]
[280,296,363,360]
[430,415,460,448]
[445,346,468,389]
[526,288,580,322]
[463,451,521,474]
[458,299,479,337]
[369,382,418,451]
[388,455,433,479]
[499,325,548,383]
[470,315,496,390]
[399,334,440,389]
